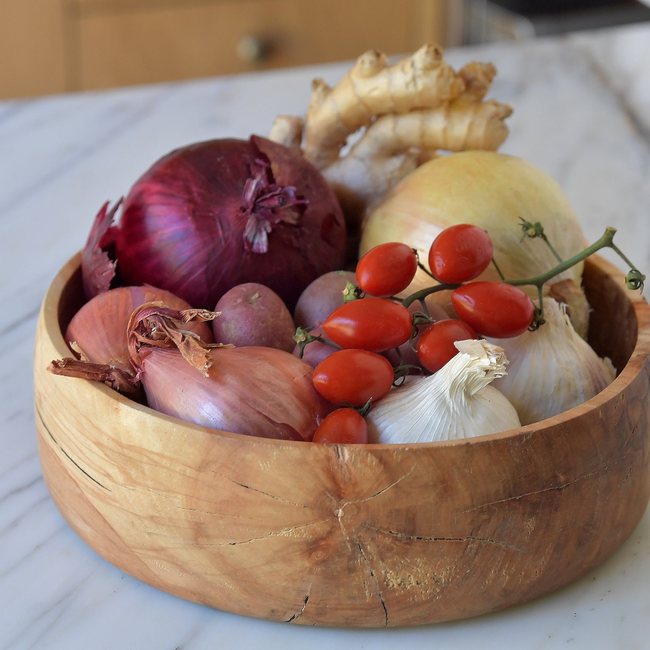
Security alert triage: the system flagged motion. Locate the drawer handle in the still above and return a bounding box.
[237,35,268,64]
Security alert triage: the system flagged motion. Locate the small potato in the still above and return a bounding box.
[213,283,295,352]
[294,270,357,329]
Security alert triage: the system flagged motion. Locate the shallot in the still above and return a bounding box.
[128,306,332,440]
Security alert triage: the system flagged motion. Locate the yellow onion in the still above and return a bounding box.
[360,151,590,336]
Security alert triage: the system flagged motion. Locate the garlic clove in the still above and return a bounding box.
[367,339,521,444]
[488,298,615,425]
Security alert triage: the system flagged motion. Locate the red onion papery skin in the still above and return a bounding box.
[65,285,214,371]
[114,135,347,311]
[138,346,332,441]
[81,200,121,300]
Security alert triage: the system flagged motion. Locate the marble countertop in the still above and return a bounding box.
[2,22,650,650]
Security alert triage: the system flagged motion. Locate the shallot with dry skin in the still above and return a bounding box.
[50,286,214,395]
[127,305,332,440]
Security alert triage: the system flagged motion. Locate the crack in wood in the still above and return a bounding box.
[219,476,312,509]
[286,587,312,622]
[462,466,608,513]
[355,466,416,504]
[364,524,524,552]
[119,485,247,519]
[357,542,389,626]
[195,517,336,547]
[337,512,353,553]
[624,413,644,445]
[36,406,111,491]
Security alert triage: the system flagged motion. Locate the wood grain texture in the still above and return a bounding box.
[33,253,650,627]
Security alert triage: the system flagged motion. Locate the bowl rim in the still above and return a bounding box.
[40,250,650,451]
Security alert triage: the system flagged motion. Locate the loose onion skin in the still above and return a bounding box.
[49,287,214,397]
[127,306,332,441]
[114,136,347,310]
[65,285,214,370]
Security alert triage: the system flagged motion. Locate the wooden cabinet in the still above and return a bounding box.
[1,0,449,99]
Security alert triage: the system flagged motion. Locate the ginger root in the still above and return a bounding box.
[269,44,512,230]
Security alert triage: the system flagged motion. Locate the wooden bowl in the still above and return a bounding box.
[34,253,650,628]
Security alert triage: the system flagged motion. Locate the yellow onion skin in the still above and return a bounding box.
[65,285,214,372]
[139,346,332,441]
[360,152,587,319]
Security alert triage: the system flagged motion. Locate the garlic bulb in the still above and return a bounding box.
[488,298,616,425]
[367,339,521,444]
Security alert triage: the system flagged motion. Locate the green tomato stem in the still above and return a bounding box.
[491,256,506,281]
[503,227,644,292]
[400,227,644,320]
[402,282,461,309]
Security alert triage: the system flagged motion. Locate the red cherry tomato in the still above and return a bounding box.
[416,319,479,373]
[428,224,494,284]
[323,298,412,353]
[313,349,394,406]
[451,282,535,338]
[356,242,418,298]
[313,409,368,444]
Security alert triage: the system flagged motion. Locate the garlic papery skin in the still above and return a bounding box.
[488,298,616,425]
[366,339,521,444]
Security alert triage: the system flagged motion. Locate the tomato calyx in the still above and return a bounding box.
[341,276,364,303]
[293,325,341,358]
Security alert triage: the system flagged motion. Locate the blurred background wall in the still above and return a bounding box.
[2,0,649,100]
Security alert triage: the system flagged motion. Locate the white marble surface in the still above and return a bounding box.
[2,22,650,650]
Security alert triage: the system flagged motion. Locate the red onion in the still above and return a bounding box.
[87,136,347,310]
[129,306,332,440]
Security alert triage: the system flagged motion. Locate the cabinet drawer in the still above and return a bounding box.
[73,0,447,91]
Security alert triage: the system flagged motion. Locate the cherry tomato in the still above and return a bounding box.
[313,349,394,406]
[428,224,493,284]
[416,319,479,373]
[312,409,368,444]
[322,298,412,353]
[451,282,535,338]
[356,242,418,298]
